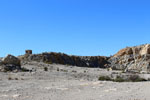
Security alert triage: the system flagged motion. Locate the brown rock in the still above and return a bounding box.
[2,54,21,66]
[25,50,32,55]
[109,44,150,73]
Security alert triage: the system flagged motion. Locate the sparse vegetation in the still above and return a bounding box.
[98,75,147,82]
[113,75,147,82]
[44,67,48,71]
[46,61,53,64]
[114,76,125,82]
[15,78,18,80]
[98,76,112,81]
[127,75,147,82]
[8,77,12,80]
[57,68,60,71]
[63,70,68,72]
[72,70,77,73]
[21,67,30,72]
[60,69,68,72]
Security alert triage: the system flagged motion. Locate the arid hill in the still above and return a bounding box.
[1,44,150,74]
[19,52,109,68]
[1,44,150,100]
[109,44,150,73]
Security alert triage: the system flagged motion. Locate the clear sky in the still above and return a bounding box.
[0,0,150,57]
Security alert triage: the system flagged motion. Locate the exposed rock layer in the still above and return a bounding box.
[1,44,150,73]
[109,44,150,73]
[20,52,109,68]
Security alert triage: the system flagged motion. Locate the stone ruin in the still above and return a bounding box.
[25,50,32,55]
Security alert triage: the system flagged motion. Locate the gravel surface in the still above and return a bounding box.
[0,62,149,100]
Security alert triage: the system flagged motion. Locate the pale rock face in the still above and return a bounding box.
[114,44,150,57]
[109,44,150,73]
[140,44,150,55]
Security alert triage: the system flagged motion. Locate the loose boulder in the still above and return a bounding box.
[0,55,21,72]
[2,54,21,66]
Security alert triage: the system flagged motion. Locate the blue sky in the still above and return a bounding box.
[0,0,150,57]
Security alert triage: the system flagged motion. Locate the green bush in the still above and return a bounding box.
[21,67,30,72]
[8,77,12,80]
[114,76,125,82]
[98,75,147,82]
[98,76,112,81]
[45,61,53,64]
[128,75,146,82]
[57,68,60,71]
[44,67,48,71]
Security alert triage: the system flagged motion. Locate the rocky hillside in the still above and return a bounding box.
[18,44,150,73]
[109,44,150,73]
[1,44,150,73]
[19,52,109,68]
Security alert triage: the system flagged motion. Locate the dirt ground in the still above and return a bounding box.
[0,61,149,100]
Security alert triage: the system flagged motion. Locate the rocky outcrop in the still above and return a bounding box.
[2,44,150,73]
[20,52,109,68]
[0,55,21,72]
[109,44,150,73]
[2,55,21,66]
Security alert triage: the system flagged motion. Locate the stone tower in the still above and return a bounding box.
[25,50,32,55]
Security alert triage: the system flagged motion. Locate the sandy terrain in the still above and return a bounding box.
[0,61,149,100]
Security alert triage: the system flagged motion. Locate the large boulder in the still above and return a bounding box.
[109,44,150,73]
[2,54,21,66]
[0,55,22,72]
